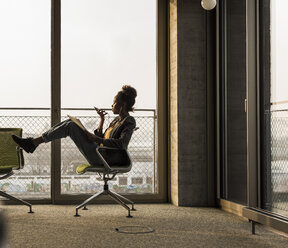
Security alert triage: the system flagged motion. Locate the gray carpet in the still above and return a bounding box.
[1,204,288,248]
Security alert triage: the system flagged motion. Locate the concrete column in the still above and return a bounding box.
[169,0,216,206]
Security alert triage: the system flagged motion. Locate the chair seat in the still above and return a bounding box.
[87,164,131,172]
[76,163,131,175]
[0,165,18,175]
[0,168,13,175]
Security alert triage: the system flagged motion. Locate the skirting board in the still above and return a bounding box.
[219,199,248,221]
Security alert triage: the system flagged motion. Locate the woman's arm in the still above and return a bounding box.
[102,117,136,149]
[94,119,104,137]
[84,130,104,144]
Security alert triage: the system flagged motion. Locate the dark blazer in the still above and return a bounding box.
[95,115,136,149]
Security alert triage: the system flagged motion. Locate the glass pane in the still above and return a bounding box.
[262,0,288,217]
[0,1,50,108]
[61,0,157,195]
[0,1,51,199]
[61,0,156,109]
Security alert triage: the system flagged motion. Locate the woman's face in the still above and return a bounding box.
[112,97,121,114]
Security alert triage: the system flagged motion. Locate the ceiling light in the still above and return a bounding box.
[201,0,217,11]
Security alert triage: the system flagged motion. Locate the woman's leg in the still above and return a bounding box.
[31,120,72,146]
[41,119,103,165]
[13,119,102,166]
[41,119,76,142]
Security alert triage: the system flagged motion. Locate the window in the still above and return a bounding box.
[0,0,51,199]
[0,0,167,203]
[261,0,288,218]
[60,0,159,196]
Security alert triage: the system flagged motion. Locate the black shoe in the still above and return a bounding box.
[11,135,38,153]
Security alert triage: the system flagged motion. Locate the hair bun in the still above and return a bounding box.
[122,85,137,99]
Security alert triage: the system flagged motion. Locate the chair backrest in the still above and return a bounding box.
[0,128,23,170]
[95,127,139,171]
[99,148,131,167]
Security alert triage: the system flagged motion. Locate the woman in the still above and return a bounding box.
[12,85,137,173]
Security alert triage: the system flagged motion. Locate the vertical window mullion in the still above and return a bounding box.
[51,0,61,203]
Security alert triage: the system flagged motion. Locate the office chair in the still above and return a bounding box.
[75,128,138,218]
[0,128,33,213]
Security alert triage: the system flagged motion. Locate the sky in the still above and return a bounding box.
[1,0,287,111]
[0,0,156,111]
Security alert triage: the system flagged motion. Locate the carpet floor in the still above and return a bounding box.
[1,204,287,248]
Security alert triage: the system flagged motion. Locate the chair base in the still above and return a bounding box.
[0,190,34,214]
[75,180,135,218]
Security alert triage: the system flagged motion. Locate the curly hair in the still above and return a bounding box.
[116,85,137,112]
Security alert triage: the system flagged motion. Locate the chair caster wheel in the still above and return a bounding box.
[74,212,81,217]
[131,207,136,211]
[28,210,34,214]
[83,206,88,210]
[126,215,133,218]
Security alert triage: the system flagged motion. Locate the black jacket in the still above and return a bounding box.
[95,115,136,149]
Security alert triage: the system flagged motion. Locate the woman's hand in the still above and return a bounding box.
[84,130,103,144]
[94,107,107,120]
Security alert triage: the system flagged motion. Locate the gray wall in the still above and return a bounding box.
[226,0,247,204]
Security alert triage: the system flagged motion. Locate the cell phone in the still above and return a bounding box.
[94,107,107,115]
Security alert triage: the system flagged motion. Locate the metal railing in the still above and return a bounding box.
[0,108,157,198]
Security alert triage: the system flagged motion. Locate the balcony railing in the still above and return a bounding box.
[264,109,288,216]
[0,108,157,199]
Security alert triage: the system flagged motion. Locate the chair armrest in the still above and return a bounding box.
[16,146,24,170]
[96,146,132,172]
